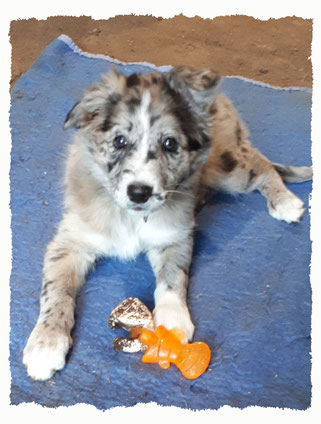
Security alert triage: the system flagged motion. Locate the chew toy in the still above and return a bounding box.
[137,325,211,379]
[108,297,211,379]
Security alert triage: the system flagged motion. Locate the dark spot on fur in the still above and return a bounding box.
[127,122,133,132]
[127,97,141,112]
[201,72,220,89]
[209,104,217,115]
[109,93,122,107]
[87,146,95,155]
[100,118,115,132]
[241,147,248,153]
[152,75,159,85]
[246,169,256,188]
[44,308,52,315]
[146,150,157,161]
[236,122,242,146]
[273,163,298,181]
[99,93,121,132]
[249,169,256,181]
[187,138,202,151]
[150,115,160,127]
[41,280,54,297]
[220,151,238,172]
[175,171,191,187]
[107,161,117,172]
[99,146,107,155]
[126,74,140,88]
[60,311,65,317]
[269,201,276,210]
[143,79,151,88]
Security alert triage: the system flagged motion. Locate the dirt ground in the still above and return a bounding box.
[9,15,312,90]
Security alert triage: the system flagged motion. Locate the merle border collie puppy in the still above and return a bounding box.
[23,66,312,380]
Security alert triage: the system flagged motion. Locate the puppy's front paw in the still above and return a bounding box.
[23,323,72,381]
[153,293,195,342]
[268,191,305,223]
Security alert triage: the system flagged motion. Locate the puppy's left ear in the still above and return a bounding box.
[165,66,221,116]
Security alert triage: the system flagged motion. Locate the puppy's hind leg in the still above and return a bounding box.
[243,157,312,223]
[255,170,303,223]
[202,143,311,223]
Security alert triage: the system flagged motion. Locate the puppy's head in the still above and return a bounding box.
[64,66,221,213]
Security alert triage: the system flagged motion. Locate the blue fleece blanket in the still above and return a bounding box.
[9,35,312,410]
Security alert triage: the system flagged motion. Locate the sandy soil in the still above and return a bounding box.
[9,15,312,89]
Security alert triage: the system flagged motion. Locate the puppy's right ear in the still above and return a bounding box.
[63,70,126,130]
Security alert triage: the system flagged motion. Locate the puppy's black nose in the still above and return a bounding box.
[127,184,153,204]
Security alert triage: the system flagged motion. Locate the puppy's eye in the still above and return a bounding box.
[113,135,127,149]
[162,137,178,153]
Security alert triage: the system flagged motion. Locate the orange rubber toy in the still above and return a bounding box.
[136,325,211,379]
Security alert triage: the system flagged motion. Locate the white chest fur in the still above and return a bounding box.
[107,206,191,259]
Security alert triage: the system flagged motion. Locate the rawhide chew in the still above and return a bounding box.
[108,297,155,353]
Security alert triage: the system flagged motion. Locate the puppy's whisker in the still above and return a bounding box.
[165,190,195,199]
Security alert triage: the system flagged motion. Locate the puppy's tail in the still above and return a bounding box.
[273,163,312,183]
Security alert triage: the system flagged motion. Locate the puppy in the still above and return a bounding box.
[23,66,312,380]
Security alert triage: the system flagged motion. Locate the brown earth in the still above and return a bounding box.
[9,15,312,90]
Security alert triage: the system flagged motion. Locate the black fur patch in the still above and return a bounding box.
[269,200,276,210]
[273,164,296,180]
[126,74,141,87]
[201,73,220,89]
[151,75,159,85]
[146,150,157,161]
[236,122,242,145]
[108,93,122,107]
[127,97,141,112]
[247,169,256,187]
[150,115,160,127]
[100,118,115,132]
[187,138,202,151]
[220,151,238,172]
[100,93,121,132]
[42,280,54,290]
[209,104,217,115]
[107,161,117,172]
